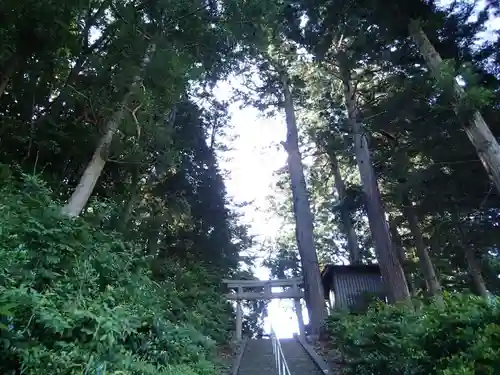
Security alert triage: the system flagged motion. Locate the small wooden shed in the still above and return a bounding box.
[321,264,386,311]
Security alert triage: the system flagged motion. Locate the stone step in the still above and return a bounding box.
[280,339,325,375]
[238,339,276,375]
[237,338,326,375]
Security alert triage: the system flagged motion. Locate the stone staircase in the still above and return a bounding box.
[280,338,325,374]
[237,339,276,375]
[235,338,326,375]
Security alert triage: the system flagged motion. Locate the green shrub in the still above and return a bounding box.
[327,293,500,375]
[0,175,232,374]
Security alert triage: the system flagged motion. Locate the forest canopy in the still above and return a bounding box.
[0,0,499,374]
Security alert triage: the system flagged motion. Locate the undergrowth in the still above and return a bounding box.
[0,174,233,375]
[327,293,500,375]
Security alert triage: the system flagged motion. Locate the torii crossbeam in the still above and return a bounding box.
[222,278,305,340]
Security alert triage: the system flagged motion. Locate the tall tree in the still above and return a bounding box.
[276,0,500,300]
[63,43,157,216]
[337,52,411,303]
[317,137,362,264]
[284,4,413,302]
[280,70,327,333]
[402,194,443,299]
[408,17,500,195]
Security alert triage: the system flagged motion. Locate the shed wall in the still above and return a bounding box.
[332,271,384,309]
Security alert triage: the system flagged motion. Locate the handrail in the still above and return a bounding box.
[270,326,292,375]
[231,338,248,375]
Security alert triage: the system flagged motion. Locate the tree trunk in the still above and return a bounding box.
[453,207,489,298]
[281,72,327,335]
[117,166,141,231]
[147,213,165,256]
[388,216,405,266]
[0,54,18,99]
[339,62,411,304]
[209,119,219,151]
[464,247,489,298]
[328,149,361,263]
[409,20,500,195]
[388,215,415,295]
[46,56,87,121]
[402,195,443,301]
[45,25,112,122]
[62,44,156,217]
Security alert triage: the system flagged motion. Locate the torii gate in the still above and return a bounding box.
[223,277,305,340]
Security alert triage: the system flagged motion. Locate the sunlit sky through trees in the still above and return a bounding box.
[89,0,499,339]
[214,1,500,337]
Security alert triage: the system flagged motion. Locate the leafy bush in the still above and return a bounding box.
[327,293,500,375]
[0,175,233,375]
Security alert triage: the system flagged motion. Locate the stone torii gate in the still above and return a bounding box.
[223,278,305,340]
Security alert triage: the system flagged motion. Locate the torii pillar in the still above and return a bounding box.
[223,278,306,340]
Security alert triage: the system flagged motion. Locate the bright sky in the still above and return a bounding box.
[214,3,499,339]
[213,80,303,338]
[84,0,498,339]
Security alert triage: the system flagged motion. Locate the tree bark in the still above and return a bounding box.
[388,215,415,295]
[117,166,141,231]
[464,247,489,298]
[62,44,156,217]
[409,20,500,195]
[388,216,406,266]
[147,213,166,256]
[0,54,18,99]
[402,195,442,301]
[281,72,327,335]
[46,56,87,121]
[45,26,112,122]
[328,149,361,263]
[339,61,411,304]
[453,207,489,298]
